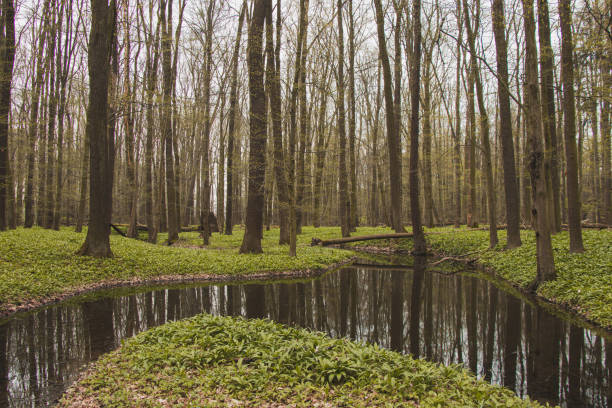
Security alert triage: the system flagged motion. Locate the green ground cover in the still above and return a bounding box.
[1,226,610,328]
[0,226,357,313]
[58,314,544,408]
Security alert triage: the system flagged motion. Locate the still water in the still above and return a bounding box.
[0,258,610,407]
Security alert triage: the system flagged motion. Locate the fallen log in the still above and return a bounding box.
[311,233,414,246]
[109,223,127,237]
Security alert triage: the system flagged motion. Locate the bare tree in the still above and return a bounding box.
[239,0,268,253]
[77,0,117,258]
[559,0,584,252]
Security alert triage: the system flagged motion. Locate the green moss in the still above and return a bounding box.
[425,228,612,328]
[0,226,355,311]
[58,314,545,408]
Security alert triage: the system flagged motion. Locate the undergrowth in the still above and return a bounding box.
[58,314,546,408]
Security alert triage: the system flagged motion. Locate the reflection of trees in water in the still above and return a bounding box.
[1,267,610,407]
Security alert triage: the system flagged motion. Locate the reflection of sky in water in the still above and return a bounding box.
[0,262,610,407]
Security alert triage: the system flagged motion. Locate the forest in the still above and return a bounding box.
[0,0,610,406]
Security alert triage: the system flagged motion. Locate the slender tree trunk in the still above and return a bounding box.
[264,0,289,242]
[559,0,584,252]
[463,0,497,248]
[124,8,138,238]
[225,5,245,236]
[296,25,308,235]
[78,0,116,258]
[239,0,267,254]
[44,6,59,229]
[24,15,47,228]
[348,0,358,231]
[75,131,88,233]
[409,0,426,254]
[466,61,478,228]
[200,0,214,246]
[337,0,349,238]
[454,0,462,228]
[160,0,178,243]
[312,57,329,228]
[423,54,434,228]
[492,0,522,247]
[522,0,556,284]
[373,0,404,233]
[144,24,159,243]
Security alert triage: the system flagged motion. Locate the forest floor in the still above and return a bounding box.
[1,225,610,329]
[57,313,544,408]
[349,226,612,330]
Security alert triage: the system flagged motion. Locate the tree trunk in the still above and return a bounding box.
[224,7,245,236]
[78,0,116,258]
[423,53,433,228]
[409,0,426,254]
[264,0,289,242]
[522,0,556,284]
[160,0,178,243]
[453,0,462,228]
[373,0,403,233]
[463,0,497,248]
[144,23,159,243]
[0,0,15,231]
[492,0,522,247]
[559,0,584,252]
[239,0,267,254]
[24,11,47,228]
[602,55,611,226]
[348,0,358,231]
[200,0,214,246]
[537,0,561,233]
[337,0,349,238]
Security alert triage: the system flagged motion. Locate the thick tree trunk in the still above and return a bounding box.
[602,55,611,226]
[78,0,116,258]
[239,0,267,254]
[537,0,561,233]
[522,0,556,284]
[559,0,584,252]
[492,0,522,247]
[0,0,15,231]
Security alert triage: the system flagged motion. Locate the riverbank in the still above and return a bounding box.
[57,313,544,408]
[0,226,362,318]
[350,227,612,330]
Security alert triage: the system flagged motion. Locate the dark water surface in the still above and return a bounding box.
[0,258,610,407]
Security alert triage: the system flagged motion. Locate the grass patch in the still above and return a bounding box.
[58,314,544,408]
[0,226,357,311]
